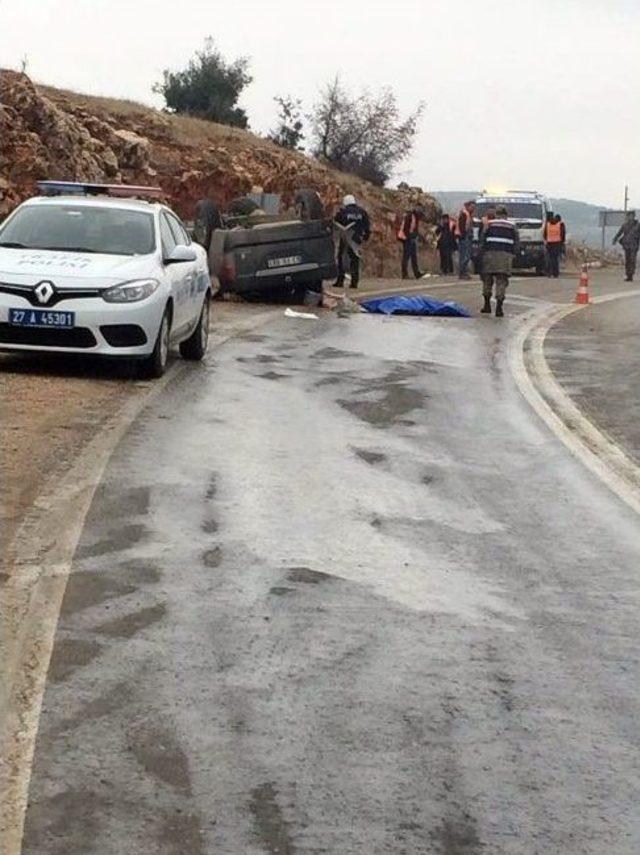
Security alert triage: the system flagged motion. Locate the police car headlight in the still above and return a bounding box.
[102,279,159,303]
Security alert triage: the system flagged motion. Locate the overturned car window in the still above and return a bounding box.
[0,205,156,256]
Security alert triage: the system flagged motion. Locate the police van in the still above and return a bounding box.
[473,190,552,274]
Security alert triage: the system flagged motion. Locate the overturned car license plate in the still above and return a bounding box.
[267,255,302,269]
[9,308,75,328]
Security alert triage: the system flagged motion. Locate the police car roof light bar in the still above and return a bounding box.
[37,181,164,200]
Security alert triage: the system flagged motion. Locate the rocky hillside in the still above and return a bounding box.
[0,71,439,276]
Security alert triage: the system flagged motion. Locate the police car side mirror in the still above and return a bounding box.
[165,244,197,265]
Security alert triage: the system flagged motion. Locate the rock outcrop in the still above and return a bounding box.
[0,70,440,276]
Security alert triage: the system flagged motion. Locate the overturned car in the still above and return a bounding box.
[192,189,337,299]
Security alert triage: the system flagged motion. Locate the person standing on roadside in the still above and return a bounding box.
[397,204,427,279]
[613,211,640,282]
[456,200,476,280]
[435,213,456,275]
[333,194,371,289]
[543,213,566,278]
[480,205,519,317]
[556,213,566,259]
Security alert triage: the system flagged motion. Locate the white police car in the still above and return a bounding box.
[0,181,212,377]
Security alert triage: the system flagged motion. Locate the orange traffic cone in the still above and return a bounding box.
[576,264,590,305]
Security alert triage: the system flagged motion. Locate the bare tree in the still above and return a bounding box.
[309,77,424,186]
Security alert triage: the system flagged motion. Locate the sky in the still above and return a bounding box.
[1,0,639,208]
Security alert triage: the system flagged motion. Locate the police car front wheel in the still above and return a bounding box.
[180,294,210,361]
[141,305,171,379]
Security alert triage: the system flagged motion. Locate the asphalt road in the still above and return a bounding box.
[546,293,640,464]
[18,271,640,854]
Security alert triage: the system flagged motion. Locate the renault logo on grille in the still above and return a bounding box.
[34,281,55,305]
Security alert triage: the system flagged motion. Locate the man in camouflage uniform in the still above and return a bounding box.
[613,211,640,282]
[480,206,520,317]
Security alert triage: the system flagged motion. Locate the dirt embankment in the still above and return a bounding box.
[0,70,440,277]
[0,356,138,555]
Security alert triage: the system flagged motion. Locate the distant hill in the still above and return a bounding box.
[431,191,614,249]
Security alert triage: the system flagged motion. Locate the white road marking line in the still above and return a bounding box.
[509,289,640,517]
[507,294,551,305]
[0,308,279,855]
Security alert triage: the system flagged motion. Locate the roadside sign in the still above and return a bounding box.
[599,210,633,228]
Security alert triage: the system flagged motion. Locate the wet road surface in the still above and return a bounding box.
[19,275,640,853]
[546,292,640,464]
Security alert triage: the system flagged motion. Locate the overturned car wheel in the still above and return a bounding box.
[227,196,261,217]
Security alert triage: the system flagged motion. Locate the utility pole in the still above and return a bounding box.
[624,185,629,212]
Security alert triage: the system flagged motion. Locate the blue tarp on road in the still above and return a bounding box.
[361,295,471,318]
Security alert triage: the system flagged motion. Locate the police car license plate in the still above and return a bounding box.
[267,255,302,269]
[9,308,75,328]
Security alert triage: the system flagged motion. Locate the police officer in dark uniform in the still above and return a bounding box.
[333,194,371,289]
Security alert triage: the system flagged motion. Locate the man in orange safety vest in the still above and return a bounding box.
[543,214,566,278]
[397,204,427,279]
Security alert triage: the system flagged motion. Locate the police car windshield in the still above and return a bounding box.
[0,205,156,256]
[475,202,543,221]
